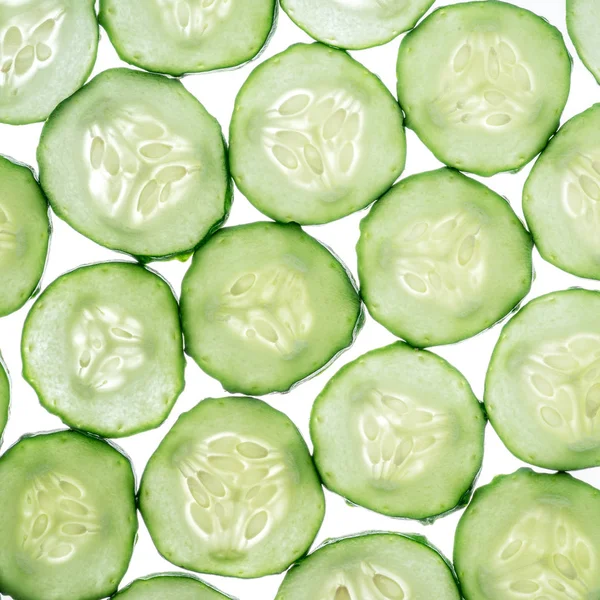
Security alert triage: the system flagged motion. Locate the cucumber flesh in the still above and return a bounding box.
[230,43,406,225]
[0,430,137,600]
[99,0,275,76]
[485,289,600,471]
[311,342,485,519]
[523,104,600,280]
[397,1,571,176]
[140,397,325,578]
[281,0,433,50]
[0,359,8,441]
[113,574,231,599]
[357,168,533,347]
[22,262,185,438]
[0,0,98,124]
[275,532,461,599]
[0,156,50,318]
[567,0,600,84]
[181,222,362,395]
[37,68,230,260]
[455,469,600,600]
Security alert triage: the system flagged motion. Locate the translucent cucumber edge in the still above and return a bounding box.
[0,427,139,600]
[138,396,326,579]
[98,1,278,78]
[0,353,10,449]
[0,154,52,319]
[566,0,600,85]
[111,572,236,599]
[0,0,100,126]
[484,287,600,471]
[279,0,435,50]
[20,260,187,439]
[229,42,407,226]
[396,1,572,177]
[36,69,233,263]
[276,530,462,599]
[309,341,486,522]
[181,222,365,396]
[356,168,535,348]
[523,104,600,281]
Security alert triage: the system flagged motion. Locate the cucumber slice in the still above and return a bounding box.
[0,156,50,318]
[454,468,600,600]
[229,43,406,225]
[0,0,98,124]
[357,168,533,347]
[113,573,230,599]
[523,105,600,280]
[181,222,362,395]
[275,532,461,599]
[311,342,485,519]
[0,430,137,600]
[38,68,231,261]
[22,262,185,438]
[0,358,8,441]
[567,0,600,84]
[485,288,600,471]
[397,1,571,176]
[99,0,275,77]
[140,396,325,578]
[280,0,434,50]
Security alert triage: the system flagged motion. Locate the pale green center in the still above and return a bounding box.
[156,0,233,37]
[326,562,408,600]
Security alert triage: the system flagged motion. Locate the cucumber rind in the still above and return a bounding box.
[566,0,600,84]
[0,357,9,444]
[21,261,186,438]
[111,573,233,599]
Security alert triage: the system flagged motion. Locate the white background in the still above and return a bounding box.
[1,1,599,598]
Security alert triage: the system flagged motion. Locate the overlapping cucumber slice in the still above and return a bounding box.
[567,0,600,84]
[140,397,325,578]
[485,288,600,470]
[455,469,600,600]
[113,573,231,599]
[397,1,571,175]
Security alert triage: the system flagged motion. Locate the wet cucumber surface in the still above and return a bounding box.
[112,573,231,599]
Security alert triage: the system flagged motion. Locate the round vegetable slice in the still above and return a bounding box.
[275,532,461,599]
[22,262,185,438]
[454,469,600,599]
[523,104,600,280]
[0,430,137,600]
[567,0,600,84]
[311,342,485,519]
[485,288,600,471]
[396,1,571,176]
[0,357,8,441]
[113,573,230,599]
[0,156,50,318]
[280,0,433,50]
[140,396,325,578]
[230,43,406,225]
[38,68,231,261]
[99,0,275,77]
[181,222,362,395]
[357,168,532,347]
[0,0,98,124]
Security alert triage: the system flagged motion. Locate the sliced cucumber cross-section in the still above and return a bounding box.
[485,289,600,470]
[38,68,231,261]
[0,0,98,124]
[524,104,600,280]
[181,222,362,395]
[567,0,600,84]
[230,43,406,225]
[99,0,276,76]
[311,342,485,519]
[397,1,571,176]
[357,168,533,347]
[22,262,185,438]
[281,0,434,50]
[0,430,137,600]
[455,469,600,600]
[113,573,231,599]
[0,156,50,318]
[275,532,461,600]
[140,397,325,578]
[0,358,8,441]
